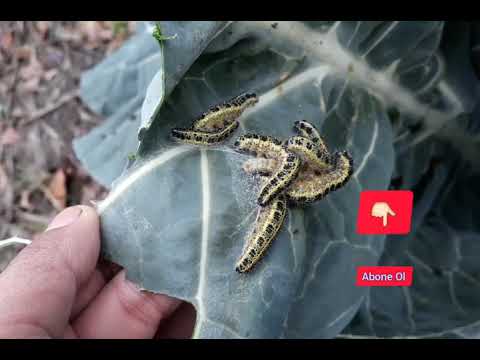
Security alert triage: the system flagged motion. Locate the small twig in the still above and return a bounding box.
[0,236,31,250]
[6,22,29,124]
[23,89,79,125]
[6,49,20,122]
[15,210,51,229]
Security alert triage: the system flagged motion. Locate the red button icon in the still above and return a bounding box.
[356,190,413,235]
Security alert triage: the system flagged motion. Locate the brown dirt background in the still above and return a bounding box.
[0,21,137,268]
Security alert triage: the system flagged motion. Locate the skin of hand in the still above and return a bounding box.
[0,205,196,339]
[371,202,396,226]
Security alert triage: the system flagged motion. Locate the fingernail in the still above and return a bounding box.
[45,206,83,232]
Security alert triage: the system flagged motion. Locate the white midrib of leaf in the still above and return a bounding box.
[97,146,194,214]
[191,149,211,339]
[242,21,463,145]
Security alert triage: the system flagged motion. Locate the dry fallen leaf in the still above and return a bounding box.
[19,77,40,94]
[0,164,8,193]
[19,48,43,81]
[43,68,58,81]
[46,168,67,210]
[54,26,82,44]
[79,21,113,50]
[44,47,64,68]
[15,46,32,62]
[19,190,32,210]
[11,107,24,118]
[0,127,20,146]
[0,31,13,52]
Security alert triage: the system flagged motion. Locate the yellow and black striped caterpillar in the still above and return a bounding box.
[285,150,353,205]
[285,136,331,171]
[285,121,353,204]
[293,120,329,155]
[193,93,258,132]
[171,93,257,146]
[234,134,301,207]
[235,193,287,273]
[171,121,239,146]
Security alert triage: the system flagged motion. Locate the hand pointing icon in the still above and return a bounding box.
[371,202,396,227]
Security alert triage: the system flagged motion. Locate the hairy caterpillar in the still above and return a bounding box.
[293,120,329,155]
[193,93,258,132]
[285,136,331,171]
[171,120,239,146]
[235,193,287,273]
[234,134,301,207]
[286,150,353,205]
[171,93,257,146]
[234,133,283,157]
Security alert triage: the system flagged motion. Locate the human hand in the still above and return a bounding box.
[0,205,196,339]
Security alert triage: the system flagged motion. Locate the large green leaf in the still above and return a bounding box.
[74,21,480,338]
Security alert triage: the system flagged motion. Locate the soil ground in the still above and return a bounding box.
[0,21,136,268]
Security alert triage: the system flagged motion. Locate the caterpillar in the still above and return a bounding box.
[171,120,239,146]
[193,93,258,132]
[285,136,332,171]
[234,133,284,158]
[235,193,287,273]
[293,120,329,155]
[234,134,301,207]
[285,150,353,205]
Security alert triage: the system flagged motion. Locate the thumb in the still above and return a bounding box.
[0,206,100,338]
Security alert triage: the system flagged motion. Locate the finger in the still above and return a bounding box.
[72,270,182,339]
[0,206,100,338]
[383,213,388,227]
[70,259,123,320]
[71,269,106,320]
[154,301,196,339]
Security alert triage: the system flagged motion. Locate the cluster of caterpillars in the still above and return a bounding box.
[233,120,353,273]
[169,93,353,274]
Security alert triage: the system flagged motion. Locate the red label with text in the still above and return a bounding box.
[356,266,413,286]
